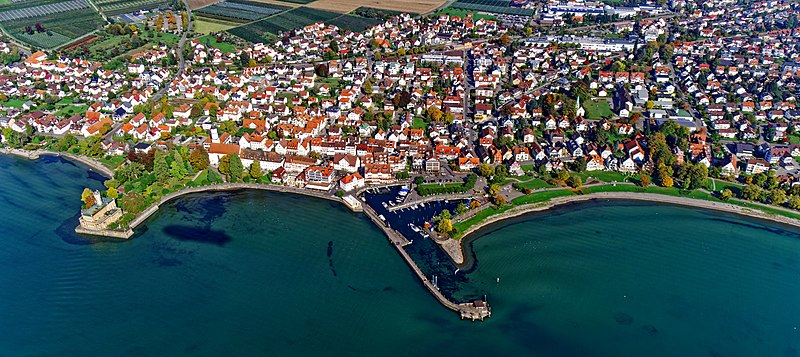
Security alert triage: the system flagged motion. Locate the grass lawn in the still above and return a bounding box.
[2,98,26,108]
[436,7,497,21]
[579,170,635,183]
[196,34,237,53]
[97,155,127,169]
[412,117,428,130]
[194,19,239,34]
[584,99,612,119]
[514,178,552,190]
[56,105,87,117]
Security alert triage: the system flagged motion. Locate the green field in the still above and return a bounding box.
[197,34,236,53]
[436,7,498,20]
[0,7,106,49]
[194,18,239,34]
[584,99,612,119]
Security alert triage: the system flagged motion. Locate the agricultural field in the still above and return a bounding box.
[226,6,340,41]
[187,0,223,9]
[196,0,289,22]
[328,14,380,32]
[451,0,532,16]
[0,6,106,49]
[436,7,497,20]
[308,0,446,14]
[194,17,239,33]
[0,0,89,21]
[94,0,171,16]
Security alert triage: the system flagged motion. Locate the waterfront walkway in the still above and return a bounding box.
[1,148,114,178]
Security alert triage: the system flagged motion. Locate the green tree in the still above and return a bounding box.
[121,192,145,213]
[106,187,118,199]
[488,184,500,196]
[720,188,733,201]
[153,150,170,183]
[769,189,786,205]
[250,160,262,180]
[742,185,763,201]
[169,151,188,179]
[456,202,468,214]
[478,163,495,177]
[788,195,800,209]
[436,218,453,235]
[567,174,582,188]
[218,154,231,177]
[228,153,243,182]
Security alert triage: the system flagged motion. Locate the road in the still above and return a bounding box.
[152,0,193,104]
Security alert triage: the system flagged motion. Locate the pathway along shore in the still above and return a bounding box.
[448,191,800,265]
[1,148,114,178]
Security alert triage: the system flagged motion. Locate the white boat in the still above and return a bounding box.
[410,224,421,233]
[420,202,425,207]
[378,215,385,221]
[422,233,430,239]
[382,202,388,208]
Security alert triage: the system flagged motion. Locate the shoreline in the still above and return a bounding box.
[450,191,800,266]
[1,148,114,178]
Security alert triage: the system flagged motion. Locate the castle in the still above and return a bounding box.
[79,190,122,231]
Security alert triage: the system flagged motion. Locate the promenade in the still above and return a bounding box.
[449,191,800,265]
[1,148,114,178]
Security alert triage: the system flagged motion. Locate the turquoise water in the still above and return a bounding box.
[1,155,799,356]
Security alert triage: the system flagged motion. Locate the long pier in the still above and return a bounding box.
[361,200,491,321]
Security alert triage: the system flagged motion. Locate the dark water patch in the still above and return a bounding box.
[613,312,634,325]
[152,256,182,267]
[163,225,232,245]
[709,349,724,357]
[382,286,394,292]
[327,241,333,257]
[785,346,799,357]
[641,324,659,334]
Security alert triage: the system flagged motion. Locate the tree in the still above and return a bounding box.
[478,163,495,177]
[436,218,453,235]
[81,188,96,208]
[414,176,425,185]
[470,200,481,209]
[153,150,170,183]
[121,192,145,213]
[769,189,786,205]
[720,188,733,201]
[567,174,582,188]
[228,153,243,182]
[250,160,262,180]
[188,147,210,171]
[218,154,230,177]
[106,187,118,199]
[315,63,329,77]
[493,195,506,206]
[788,195,800,209]
[488,184,500,196]
[742,185,763,201]
[456,202,468,214]
[640,175,651,187]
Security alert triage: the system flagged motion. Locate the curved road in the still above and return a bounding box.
[152,0,193,103]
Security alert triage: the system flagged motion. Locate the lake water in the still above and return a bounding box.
[1,154,799,356]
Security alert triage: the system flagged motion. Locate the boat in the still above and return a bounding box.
[378,214,386,221]
[410,224,421,233]
[422,233,430,239]
[382,202,388,208]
